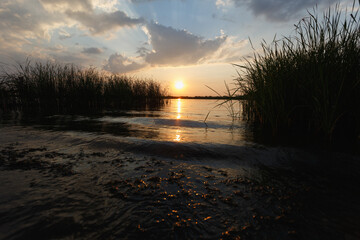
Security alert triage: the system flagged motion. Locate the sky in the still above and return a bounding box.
[0,0,354,96]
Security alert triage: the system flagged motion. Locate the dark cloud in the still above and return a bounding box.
[82,47,103,54]
[144,23,227,66]
[103,53,146,74]
[233,0,337,21]
[65,10,145,34]
[136,46,151,57]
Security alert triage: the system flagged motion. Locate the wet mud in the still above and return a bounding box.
[0,127,360,239]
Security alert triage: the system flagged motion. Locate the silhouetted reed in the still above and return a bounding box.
[0,61,166,113]
[235,2,360,142]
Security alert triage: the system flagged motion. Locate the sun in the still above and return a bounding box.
[175,80,184,90]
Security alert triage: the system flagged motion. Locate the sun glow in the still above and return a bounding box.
[175,80,184,90]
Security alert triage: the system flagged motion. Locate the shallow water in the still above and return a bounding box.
[13,99,249,145]
[0,99,359,239]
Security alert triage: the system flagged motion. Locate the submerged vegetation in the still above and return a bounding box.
[0,61,166,113]
[235,2,360,143]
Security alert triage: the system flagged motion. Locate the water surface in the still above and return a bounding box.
[0,99,359,240]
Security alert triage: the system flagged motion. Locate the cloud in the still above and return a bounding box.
[0,0,61,42]
[48,52,94,65]
[58,29,72,40]
[48,44,66,52]
[0,0,148,69]
[0,0,67,58]
[82,47,103,54]
[103,24,240,74]
[211,36,249,63]
[144,23,227,66]
[233,0,337,21]
[104,53,146,73]
[131,0,159,3]
[216,0,232,7]
[40,0,145,36]
[65,10,144,34]
[40,0,93,12]
[92,0,118,12]
[136,46,151,57]
[211,13,236,23]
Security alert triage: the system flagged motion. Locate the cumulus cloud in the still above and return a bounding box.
[0,0,68,63]
[39,0,145,35]
[0,0,148,68]
[103,23,233,73]
[92,0,118,12]
[82,47,103,54]
[104,53,146,73]
[0,0,61,42]
[211,36,249,63]
[65,10,144,34]
[102,23,241,73]
[40,0,93,12]
[233,0,337,21]
[144,23,227,66]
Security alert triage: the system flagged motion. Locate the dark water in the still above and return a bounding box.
[0,99,359,239]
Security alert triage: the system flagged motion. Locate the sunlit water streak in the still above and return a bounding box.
[95,99,247,146]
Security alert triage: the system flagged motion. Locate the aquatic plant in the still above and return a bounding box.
[234,2,360,142]
[205,82,242,122]
[0,60,166,113]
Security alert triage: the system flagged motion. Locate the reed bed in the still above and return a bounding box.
[0,61,166,113]
[235,2,360,142]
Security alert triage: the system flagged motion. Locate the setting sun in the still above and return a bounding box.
[175,81,184,90]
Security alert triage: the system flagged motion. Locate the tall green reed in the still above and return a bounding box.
[235,2,360,142]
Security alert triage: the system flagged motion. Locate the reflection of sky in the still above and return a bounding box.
[96,99,247,145]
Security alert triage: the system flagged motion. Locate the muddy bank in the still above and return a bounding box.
[0,126,360,239]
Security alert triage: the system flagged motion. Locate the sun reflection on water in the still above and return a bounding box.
[174,129,182,142]
[173,99,182,141]
[176,98,181,118]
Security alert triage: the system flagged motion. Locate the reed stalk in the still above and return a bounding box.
[235,1,360,142]
[0,60,166,113]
